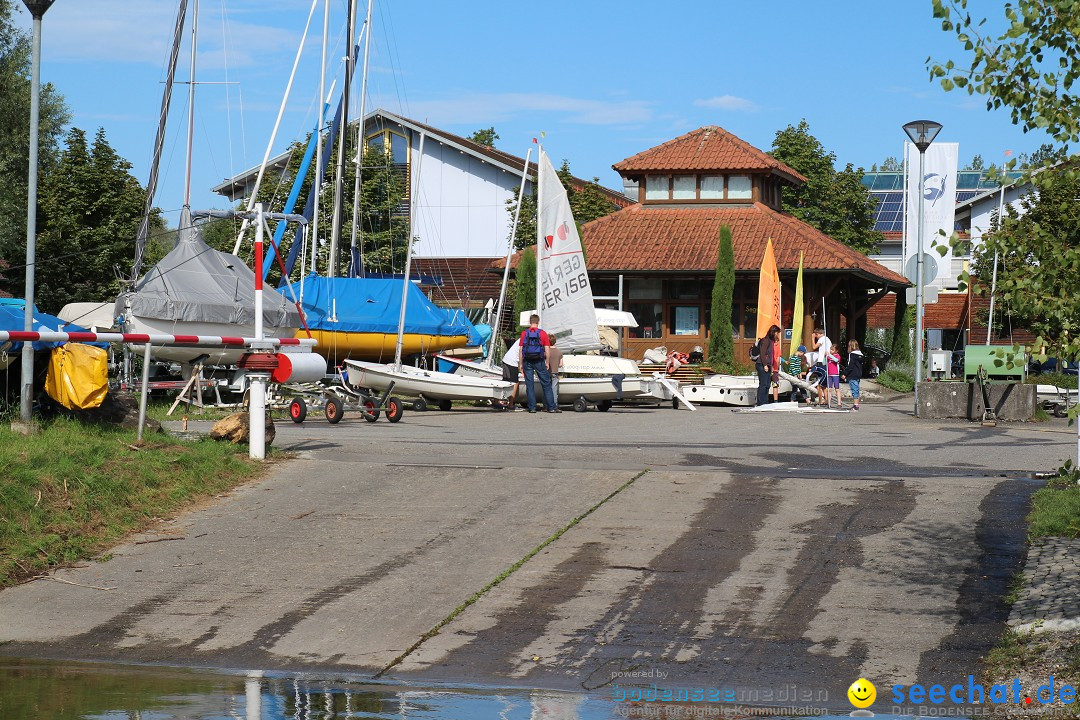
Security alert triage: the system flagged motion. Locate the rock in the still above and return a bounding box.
[210,412,275,446]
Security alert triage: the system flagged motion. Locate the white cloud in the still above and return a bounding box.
[693,95,759,112]
[387,92,654,126]
[40,2,299,69]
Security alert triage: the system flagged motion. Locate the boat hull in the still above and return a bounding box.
[344,359,513,401]
[681,374,793,407]
[306,329,470,365]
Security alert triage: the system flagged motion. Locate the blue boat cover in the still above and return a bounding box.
[0,299,105,351]
[288,275,481,343]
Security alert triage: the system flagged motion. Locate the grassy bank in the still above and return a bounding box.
[1027,467,1080,539]
[0,417,262,586]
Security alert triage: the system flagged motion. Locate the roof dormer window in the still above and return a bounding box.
[672,175,696,200]
[645,175,668,200]
[728,175,752,200]
[701,175,725,199]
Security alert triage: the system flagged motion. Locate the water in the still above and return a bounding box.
[0,659,923,719]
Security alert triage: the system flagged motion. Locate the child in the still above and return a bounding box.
[825,344,842,409]
[786,345,808,403]
[867,357,880,379]
[841,340,864,411]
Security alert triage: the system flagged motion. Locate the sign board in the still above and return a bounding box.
[904,253,939,285]
[906,287,939,305]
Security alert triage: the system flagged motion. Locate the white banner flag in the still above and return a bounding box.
[903,141,958,283]
[537,149,601,352]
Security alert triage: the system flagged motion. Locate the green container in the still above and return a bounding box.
[963,345,1026,383]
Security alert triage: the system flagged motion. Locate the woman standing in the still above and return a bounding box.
[756,325,781,406]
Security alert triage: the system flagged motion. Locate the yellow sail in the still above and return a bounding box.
[788,251,804,358]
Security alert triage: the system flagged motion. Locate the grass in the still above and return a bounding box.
[876,369,915,393]
[1026,371,1079,390]
[1027,483,1080,539]
[0,416,262,586]
[143,396,241,424]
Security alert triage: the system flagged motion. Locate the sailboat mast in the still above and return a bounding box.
[535,144,544,326]
[328,0,357,278]
[312,0,329,276]
[393,132,426,369]
[183,0,199,208]
[489,148,532,364]
[349,0,374,276]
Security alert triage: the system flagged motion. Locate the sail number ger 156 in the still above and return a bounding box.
[541,253,589,311]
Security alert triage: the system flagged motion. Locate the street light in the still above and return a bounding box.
[17,0,55,427]
[903,119,943,418]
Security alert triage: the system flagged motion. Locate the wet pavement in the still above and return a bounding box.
[0,398,1073,716]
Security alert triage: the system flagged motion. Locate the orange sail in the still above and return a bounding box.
[756,238,781,340]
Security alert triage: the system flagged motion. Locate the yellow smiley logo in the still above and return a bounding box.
[847,678,876,709]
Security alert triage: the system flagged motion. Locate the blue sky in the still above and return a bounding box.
[15,0,1048,230]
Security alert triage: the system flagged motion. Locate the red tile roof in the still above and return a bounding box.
[613,126,807,184]
[580,202,909,287]
[412,257,507,309]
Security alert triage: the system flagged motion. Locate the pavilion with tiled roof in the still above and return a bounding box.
[581,126,909,361]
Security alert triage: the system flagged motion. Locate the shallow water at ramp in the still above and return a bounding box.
[0,658,934,719]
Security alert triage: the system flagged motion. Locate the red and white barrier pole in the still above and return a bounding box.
[0,331,316,347]
[250,203,268,460]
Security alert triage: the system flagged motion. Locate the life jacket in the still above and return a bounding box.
[522,327,545,361]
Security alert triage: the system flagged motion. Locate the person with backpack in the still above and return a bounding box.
[519,314,557,413]
[754,325,781,406]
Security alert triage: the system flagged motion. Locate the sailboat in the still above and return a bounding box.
[343,133,515,405]
[436,147,653,410]
[115,0,302,367]
[245,0,478,368]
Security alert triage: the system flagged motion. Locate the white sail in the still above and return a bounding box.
[536,150,601,353]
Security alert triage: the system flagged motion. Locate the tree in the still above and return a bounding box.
[506,159,617,251]
[930,0,1080,367]
[878,156,902,172]
[468,127,499,147]
[512,248,536,331]
[708,225,735,369]
[32,128,161,312]
[965,154,985,171]
[970,164,1080,357]
[0,0,69,282]
[769,120,884,254]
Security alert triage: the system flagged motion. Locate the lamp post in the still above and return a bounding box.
[17,0,56,427]
[903,120,943,418]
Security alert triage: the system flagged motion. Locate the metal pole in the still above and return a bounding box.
[393,132,425,369]
[183,0,199,207]
[914,149,927,417]
[18,10,44,424]
[137,343,152,441]
[986,184,1003,345]
[488,148,533,365]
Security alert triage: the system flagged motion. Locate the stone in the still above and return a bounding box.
[210,412,275,446]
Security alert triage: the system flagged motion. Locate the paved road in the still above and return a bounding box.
[0,398,1071,713]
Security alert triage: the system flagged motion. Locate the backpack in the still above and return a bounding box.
[522,328,545,361]
[749,339,762,362]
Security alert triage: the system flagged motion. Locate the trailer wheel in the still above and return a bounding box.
[573,397,589,413]
[325,396,344,424]
[362,399,380,422]
[438,399,453,411]
[672,397,681,410]
[386,396,405,423]
[597,399,613,412]
[413,396,428,412]
[289,398,307,424]
[1054,403,1068,418]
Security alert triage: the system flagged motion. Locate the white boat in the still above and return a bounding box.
[345,359,512,403]
[680,373,793,407]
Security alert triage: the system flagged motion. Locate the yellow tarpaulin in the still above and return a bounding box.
[45,343,109,410]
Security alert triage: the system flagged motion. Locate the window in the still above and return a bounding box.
[671,305,701,336]
[628,278,662,299]
[645,175,669,200]
[672,175,696,200]
[592,278,619,297]
[701,175,724,199]
[728,175,752,200]
[628,302,662,339]
[390,132,408,164]
[667,279,700,300]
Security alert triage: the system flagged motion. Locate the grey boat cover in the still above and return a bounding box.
[117,207,303,329]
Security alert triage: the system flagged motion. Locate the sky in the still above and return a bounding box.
[14,0,1051,231]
